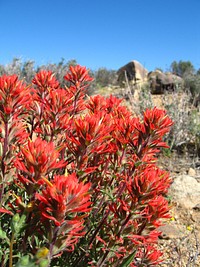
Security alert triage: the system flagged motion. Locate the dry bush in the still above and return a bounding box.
[122,80,200,157]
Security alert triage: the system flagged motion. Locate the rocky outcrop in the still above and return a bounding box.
[165,72,184,88]
[148,70,184,94]
[117,60,148,86]
[117,61,184,94]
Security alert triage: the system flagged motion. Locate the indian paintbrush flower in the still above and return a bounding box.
[0,66,173,266]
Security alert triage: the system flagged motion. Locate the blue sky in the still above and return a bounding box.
[0,0,200,72]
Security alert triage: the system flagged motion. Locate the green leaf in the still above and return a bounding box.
[0,142,3,157]
[11,213,20,233]
[16,255,38,267]
[19,214,27,229]
[38,259,49,267]
[16,255,30,267]
[134,161,142,167]
[11,213,26,234]
[0,227,8,240]
[119,251,136,267]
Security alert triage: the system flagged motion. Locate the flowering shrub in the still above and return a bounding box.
[0,65,173,267]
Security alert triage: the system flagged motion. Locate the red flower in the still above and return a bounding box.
[7,116,29,145]
[41,88,73,131]
[143,107,173,137]
[86,95,131,118]
[35,173,91,227]
[126,166,171,201]
[0,207,14,215]
[65,112,115,173]
[32,70,60,93]
[137,245,163,265]
[86,95,107,114]
[145,195,171,224]
[15,138,67,182]
[64,65,93,87]
[0,74,31,118]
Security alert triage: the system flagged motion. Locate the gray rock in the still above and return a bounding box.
[169,175,200,209]
[158,224,183,239]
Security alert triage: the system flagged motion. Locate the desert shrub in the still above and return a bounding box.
[122,77,200,156]
[0,65,172,266]
[184,74,200,107]
[94,67,117,87]
[170,60,195,78]
[186,109,200,156]
[156,90,200,157]
[161,91,191,149]
[36,58,78,88]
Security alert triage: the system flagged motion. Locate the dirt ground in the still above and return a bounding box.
[157,153,200,267]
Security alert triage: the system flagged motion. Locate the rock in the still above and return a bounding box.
[117,60,148,86]
[191,210,200,223]
[158,224,183,239]
[169,175,200,209]
[188,167,196,176]
[193,203,200,211]
[195,161,200,168]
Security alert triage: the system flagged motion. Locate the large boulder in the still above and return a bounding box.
[169,174,200,209]
[117,60,148,86]
[147,70,184,94]
[165,72,184,89]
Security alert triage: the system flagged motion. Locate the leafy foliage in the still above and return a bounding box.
[170,60,195,77]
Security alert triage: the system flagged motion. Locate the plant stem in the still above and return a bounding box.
[0,120,9,206]
[9,232,15,267]
[48,226,60,266]
[97,250,110,267]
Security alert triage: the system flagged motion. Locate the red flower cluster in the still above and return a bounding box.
[0,74,31,117]
[0,65,173,266]
[15,138,66,183]
[32,70,59,92]
[35,174,91,252]
[64,65,93,86]
[36,173,91,226]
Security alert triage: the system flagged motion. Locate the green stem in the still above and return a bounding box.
[48,226,60,266]
[0,120,9,206]
[9,232,15,267]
